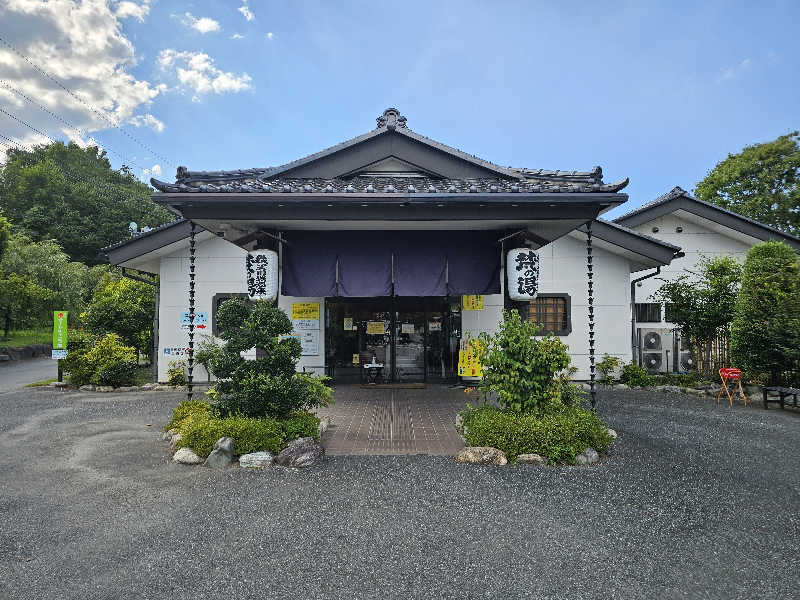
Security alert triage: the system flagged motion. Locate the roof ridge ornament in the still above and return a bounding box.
[376,108,407,131]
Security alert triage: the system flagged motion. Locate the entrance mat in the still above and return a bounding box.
[359,383,426,389]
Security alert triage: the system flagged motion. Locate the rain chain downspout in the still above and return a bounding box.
[586,223,596,409]
[187,222,196,402]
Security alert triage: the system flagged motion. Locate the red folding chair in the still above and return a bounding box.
[717,368,748,407]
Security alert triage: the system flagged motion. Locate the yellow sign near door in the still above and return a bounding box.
[366,321,386,335]
[291,302,320,320]
[461,295,484,311]
[458,339,482,377]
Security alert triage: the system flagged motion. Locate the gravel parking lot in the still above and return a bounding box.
[0,386,798,599]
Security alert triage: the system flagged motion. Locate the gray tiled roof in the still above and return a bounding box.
[150,175,629,195]
[613,186,689,221]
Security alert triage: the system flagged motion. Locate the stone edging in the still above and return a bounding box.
[47,382,198,392]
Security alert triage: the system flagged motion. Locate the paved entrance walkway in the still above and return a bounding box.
[317,384,467,455]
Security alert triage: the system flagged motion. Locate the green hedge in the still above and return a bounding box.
[459,405,613,464]
[165,400,319,457]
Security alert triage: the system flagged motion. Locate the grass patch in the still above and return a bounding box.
[0,328,51,348]
[25,378,57,387]
[134,365,154,386]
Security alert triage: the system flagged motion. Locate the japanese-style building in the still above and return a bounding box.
[105,108,686,403]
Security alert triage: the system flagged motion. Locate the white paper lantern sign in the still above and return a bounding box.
[507,248,540,301]
[246,249,278,301]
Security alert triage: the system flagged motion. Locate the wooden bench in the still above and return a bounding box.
[763,386,800,410]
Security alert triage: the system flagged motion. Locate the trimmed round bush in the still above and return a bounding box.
[177,412,285,457]
[459,405,613,464]
[281,411,320,442]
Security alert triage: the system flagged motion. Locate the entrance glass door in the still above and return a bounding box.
[394,302,425,383]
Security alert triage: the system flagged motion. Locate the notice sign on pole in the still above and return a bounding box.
[52,311,68,359]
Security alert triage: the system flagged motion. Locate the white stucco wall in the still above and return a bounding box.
[537,235,633,379]
[157,236,249,383]
[277,295,326,376]
[630,213,755,328]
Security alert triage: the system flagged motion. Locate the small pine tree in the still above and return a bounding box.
[210,298,332,418]
[730,241,800,383]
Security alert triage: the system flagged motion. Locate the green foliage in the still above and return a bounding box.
[731,241,800,383]
[0,272,54,338]
[651,372,699,387]
[0,142,173,264]
[597,354,622,385]
[177,412,286,458]
[695,132,800,236]
[164,399,211,432]
[652,255,742,375]
[167,360,187,386]
[280,411,321,442]
[475,310,571,414]
[620,363,655,387]
[459,405,613,464]
[194,336,222,382]
[82,274,155,359]
[62,332,136,387]
[210,298,332,419]
[0,210,9,261]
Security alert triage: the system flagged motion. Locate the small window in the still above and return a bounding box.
[211,293,249,336]
[636,303,661,323]
[523,294,571,336]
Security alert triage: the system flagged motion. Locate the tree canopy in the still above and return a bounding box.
[0,142,173,264]
[695,132,800,236]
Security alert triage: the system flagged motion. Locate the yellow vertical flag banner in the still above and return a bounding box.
[457,338,482,377]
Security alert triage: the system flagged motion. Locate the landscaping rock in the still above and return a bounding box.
[575,448,600,466]
[96,386,114,393]
[686,388,707,396]
[162,429,175,442]
[516,453,548,466]
[614,384,629,390]
[0,354,9,362]
[79,384,96,392]
[173,447,203,465]
[48,381,69,388]
[318,416,330,438]
[658,385,681,394]
[579,382,592,391]
[117,386,138,392]
[456,447,508,465]
[274,437,325,468]
[140,383,158,390]
[169,433,183,454]
[239,451,274,468]
[607,428,618,440]
[204,437,234,469]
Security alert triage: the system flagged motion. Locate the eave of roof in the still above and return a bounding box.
[614,186,800,250]
[576,218,682,267]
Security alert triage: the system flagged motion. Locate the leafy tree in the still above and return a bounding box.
[210,298,332,419]
[652,256,742,376]
[0,142,173,264]
[695,132,800,235]
[0,273,54,339]
[0,209,10,261]
[474,310,571,413]
[81,275,156,360]
[731,241,800,384]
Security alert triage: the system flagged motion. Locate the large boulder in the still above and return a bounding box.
[456,447,508,465]
[204,437,234,469]
[173,447,203,465]
[274,437,325,468]
[239,451,274,468]
[169,433,183,454]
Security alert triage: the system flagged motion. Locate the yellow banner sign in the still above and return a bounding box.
[461,295,484,311]
[457,340,482,377]
[366,321,386,335]
[291,302,320,320]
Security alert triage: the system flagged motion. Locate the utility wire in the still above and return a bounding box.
[0,34,177,168]
[0,78,153,176]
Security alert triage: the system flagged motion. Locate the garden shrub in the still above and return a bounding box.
[167,360,187,386]
[210,298,332,419]
[281,411,321,442]
[164,399,211,432]
[194,336,221,382]
[176,411,285,457]
[63,332,137,387]
[619,362,654,387]
[459,405,613,464]
[652,372,699,387]
[475,310,571,413]
[597,354,622,386]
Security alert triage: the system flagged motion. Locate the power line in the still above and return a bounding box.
[0,78,153,175]
[0,34,177,168]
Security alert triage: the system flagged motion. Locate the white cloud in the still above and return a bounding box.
[231,33,245,40]
[128,113,164,132]
[717,58,752,82]
[142,163,162,177]
[177,12,221,34]
[158,49,253,96]
[0,0,165,155]
[266,32,274,40]
[114,0,150,22]
[238,3,254,21]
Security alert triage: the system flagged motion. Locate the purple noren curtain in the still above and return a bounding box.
[281,231,337,297]
[393,231,447,296]
[336,231,393,297]
[446,230,501,295]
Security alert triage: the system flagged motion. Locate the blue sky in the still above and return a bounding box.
[1,0,798,217]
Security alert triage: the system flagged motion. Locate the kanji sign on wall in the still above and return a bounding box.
[246,249,278,301]
[507,248,540,301]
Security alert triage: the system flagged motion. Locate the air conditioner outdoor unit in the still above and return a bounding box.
[637,328,675,374]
